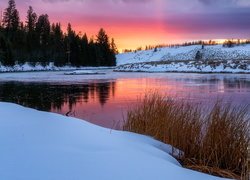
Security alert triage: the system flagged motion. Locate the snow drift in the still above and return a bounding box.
[0,103,227,180]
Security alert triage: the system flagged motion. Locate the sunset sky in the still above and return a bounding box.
[0,0,250,51]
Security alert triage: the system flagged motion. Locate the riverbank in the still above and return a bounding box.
[0,62,114,73]
[115,60,250,73]
[0,102,227,180]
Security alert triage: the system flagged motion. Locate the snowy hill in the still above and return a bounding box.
[116,45,250,73]
[0,103,226,180]
[116,44,250,65]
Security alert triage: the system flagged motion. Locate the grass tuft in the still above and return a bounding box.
[123,92,250,179]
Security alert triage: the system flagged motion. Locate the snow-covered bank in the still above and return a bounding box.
[0,103,226,180]
[116,44,250,66]
[115,60,250,73]
[0,62,114,72]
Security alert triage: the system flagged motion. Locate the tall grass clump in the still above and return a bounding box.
[123,92,250,179]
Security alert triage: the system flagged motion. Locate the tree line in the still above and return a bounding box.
[0,0,117,67]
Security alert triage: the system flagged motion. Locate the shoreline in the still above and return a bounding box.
[0,66,115,73]
[114,59,250,74]
[114,70,250,74]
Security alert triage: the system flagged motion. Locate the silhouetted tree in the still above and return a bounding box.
[36,14,50,46]
[26,6,37,33]
[96,28,116,66]
[50,23,65,65]
[35,14,50,62]
[3,0,20,32]
[111,38,118,54]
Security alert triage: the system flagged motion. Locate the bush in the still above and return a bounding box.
[123,92,250,179]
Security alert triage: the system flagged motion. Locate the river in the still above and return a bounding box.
[0,70,249,129]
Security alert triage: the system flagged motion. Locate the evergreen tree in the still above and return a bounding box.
[36,14,50,63]
[3,0,20,32]
[80,33,89,66]
[26,6,37,59]
[111,38,118,54]
[96,28,109,66]
[36,14,50,46]
[96,28,116,66]
[51,23,65,65]
[26,6,37,33]
[66,23,74,65]
[96,28,109,45]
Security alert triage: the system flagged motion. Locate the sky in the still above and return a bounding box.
[0,0,250,51]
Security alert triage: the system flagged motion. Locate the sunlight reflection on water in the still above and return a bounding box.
[0,72,249,129]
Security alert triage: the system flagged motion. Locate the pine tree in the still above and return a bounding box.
[26,6,37,59]
[79,33,89,66]
[96,28,109,45]
[66,23,74,65]
[36,14,50,46]
[3,0,20,32]
[96,28,109,66]
[50,23,65,65]
[96,28,116,66]
[26,6,37,33]
[111,38,118,54]
[35,14,51,63]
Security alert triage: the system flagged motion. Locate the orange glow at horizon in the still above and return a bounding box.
[58,20,186,52]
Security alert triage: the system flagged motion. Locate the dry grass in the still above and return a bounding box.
[123,92,250,179]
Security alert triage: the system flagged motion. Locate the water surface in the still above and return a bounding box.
[0,71,249,128]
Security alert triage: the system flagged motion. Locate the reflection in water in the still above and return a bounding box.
[0,81,116,112]
[0,74,249,129]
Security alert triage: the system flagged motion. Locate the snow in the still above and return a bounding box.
[0,102,227,180]
[116,44,250,73]
[116,44,250,65]
[0,62,114,72]
[115,61,250,73]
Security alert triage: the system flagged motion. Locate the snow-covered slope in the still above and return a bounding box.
[116,44,250,66]
[0,103,226,180]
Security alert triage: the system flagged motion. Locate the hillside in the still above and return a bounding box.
[116,44,250,65]
[115,44,250,73]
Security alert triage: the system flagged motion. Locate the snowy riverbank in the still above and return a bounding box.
[0,102,227,180]
[0,62,114,72]
[115,60,250,73]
